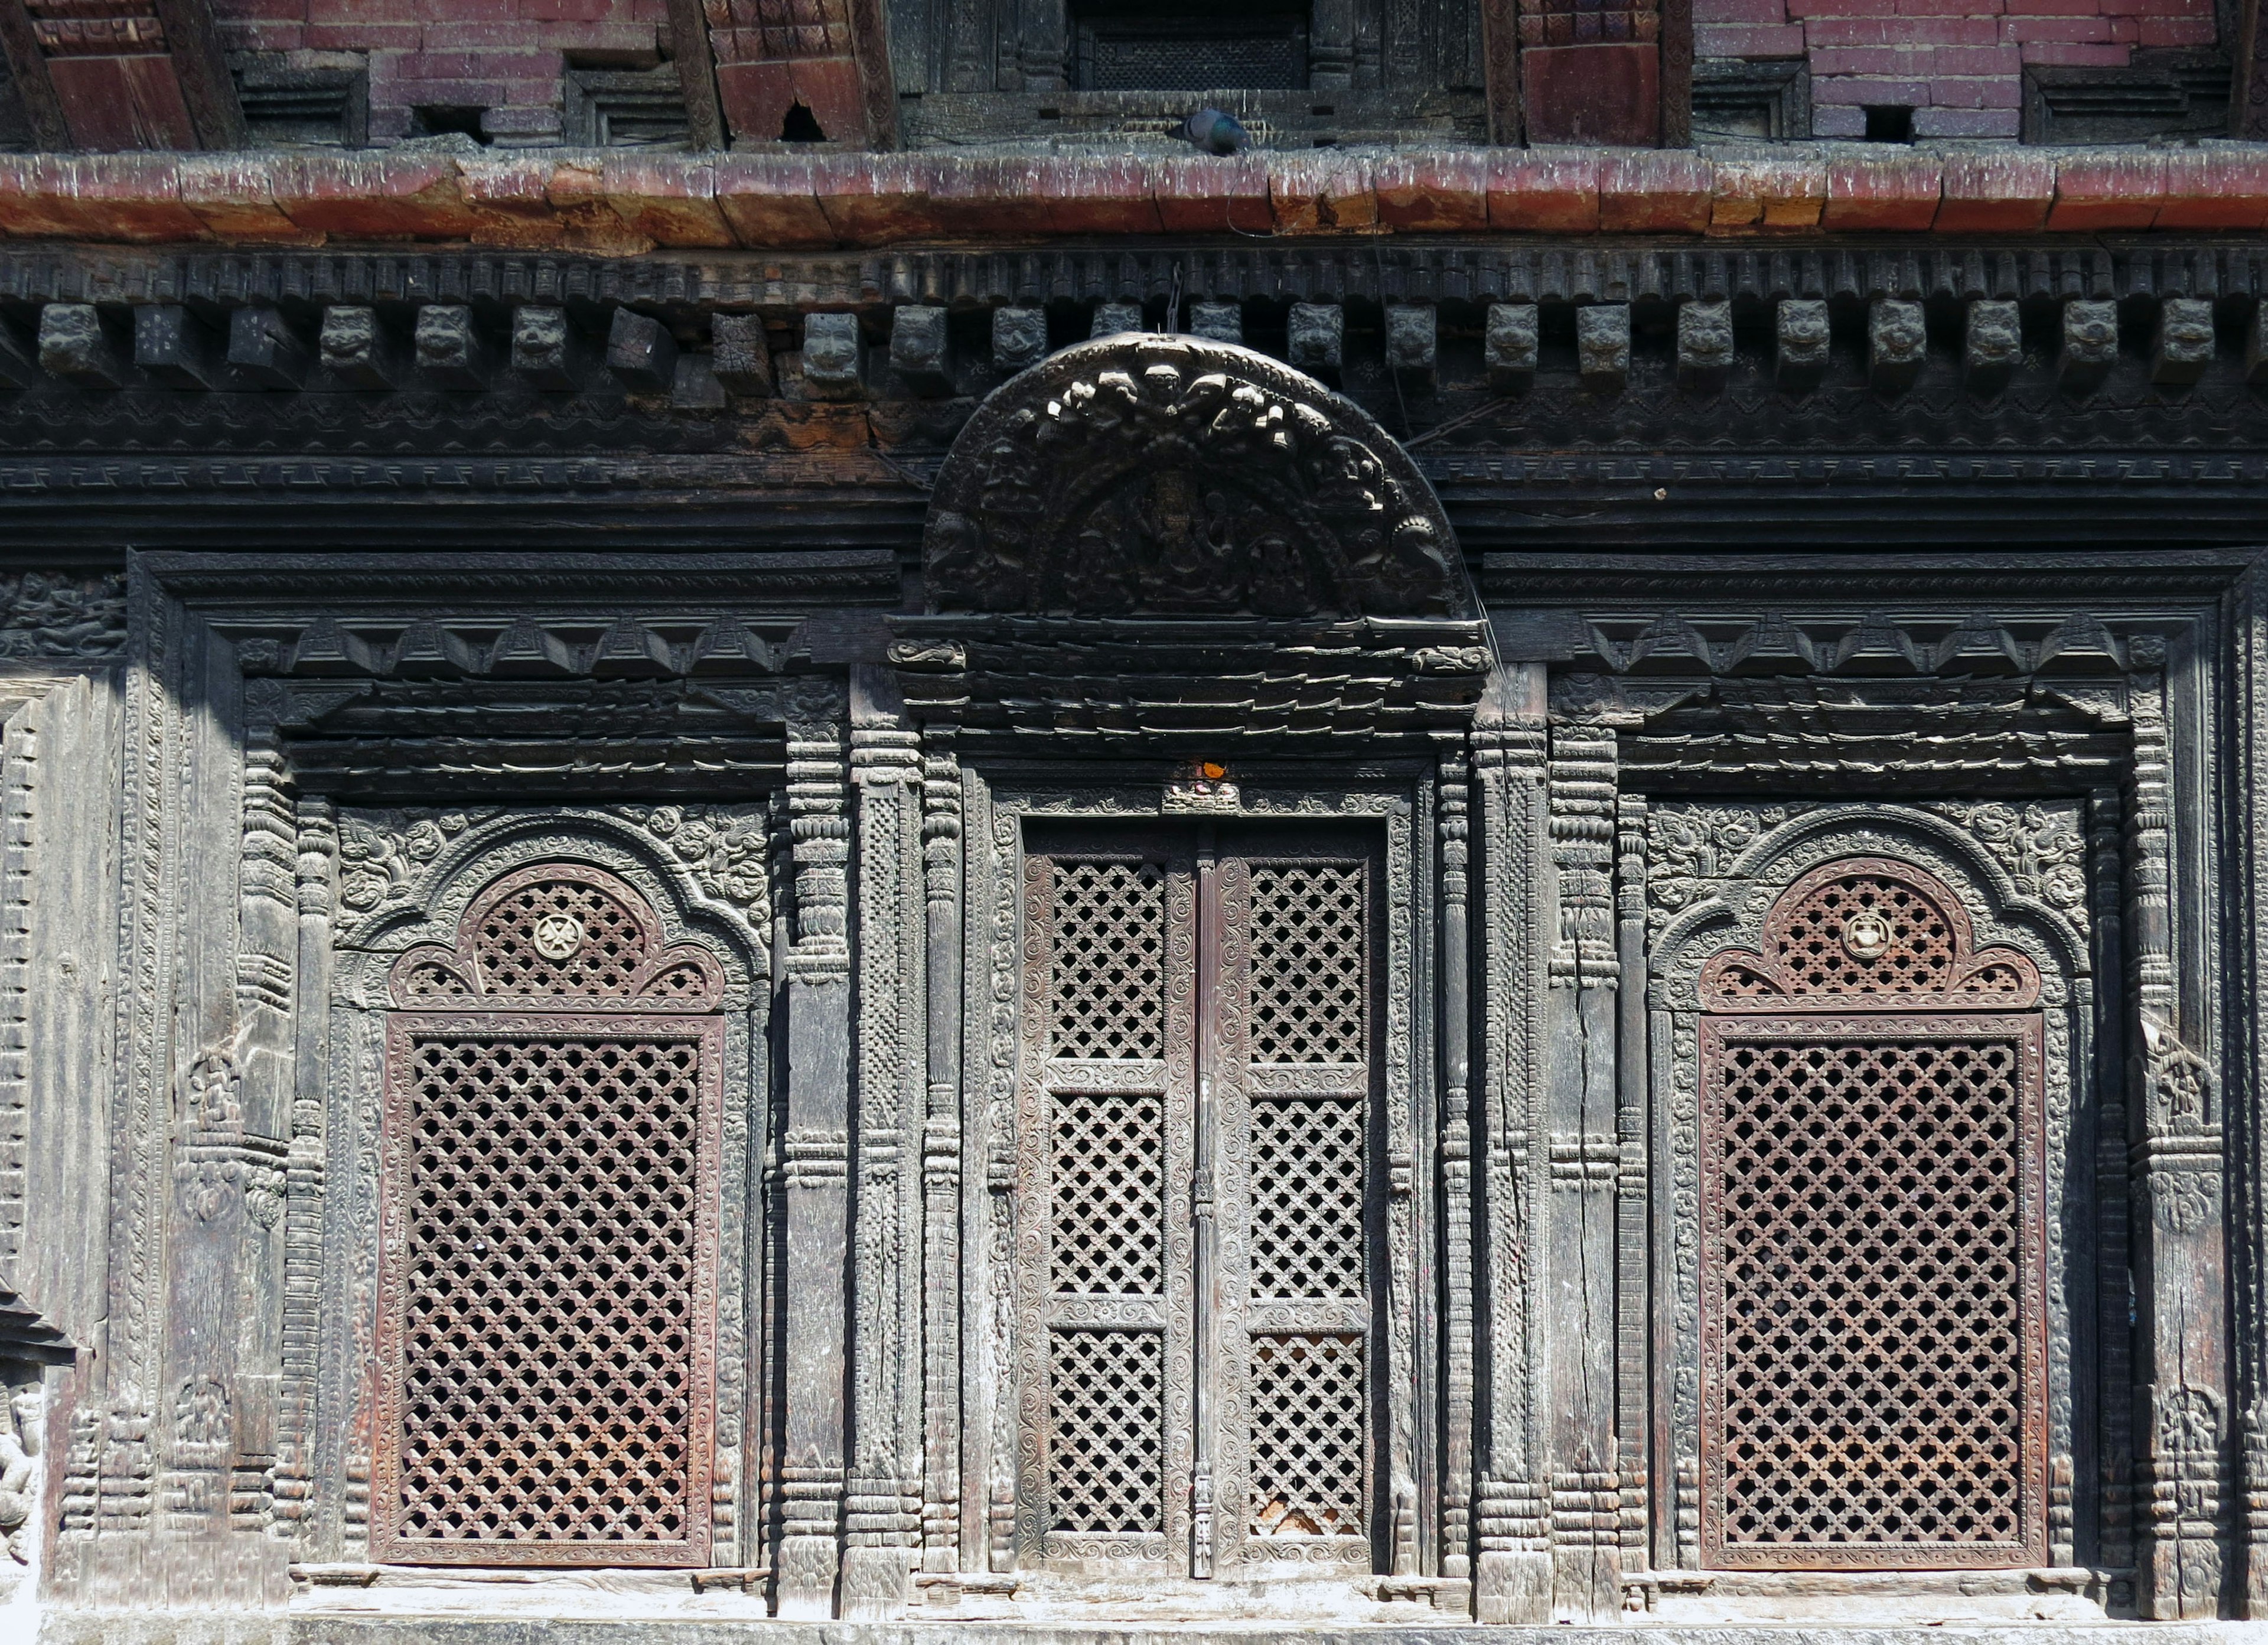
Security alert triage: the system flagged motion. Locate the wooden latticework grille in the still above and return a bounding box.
[1052,1090,1165,1294]
[1698,858,2046,1571]
[1249,1333,1366,1537]
[1049,860,1165,1059]
[1050,1329,1166,1533]
[1249,865,1366,1062]
[376,864,722,1568]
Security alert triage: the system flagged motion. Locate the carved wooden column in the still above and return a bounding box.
[268,796,333,1548]
[2126,659,2232,1618]
[918,725,964,1576]
[1541,695,1622,1621]
[776,681,853,1617]
[1438,738,1476,1602]
[843,667,926,1618]
[2243,567,2268,1613]
[1613,794,1651,1576]
[2088,787,2139,1579]
[1472,664,1552,1623]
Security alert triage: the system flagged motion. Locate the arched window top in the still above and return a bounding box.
[387,862,724,1012]
[1699,855,2040,1012]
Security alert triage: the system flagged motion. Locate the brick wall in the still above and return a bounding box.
[1697,0,2215,135]
[211,0,672,144]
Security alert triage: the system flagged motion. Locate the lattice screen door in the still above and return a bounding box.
[373,862,725,1568]
[1696,857,2049,1570]
[1015,823,1381,1578]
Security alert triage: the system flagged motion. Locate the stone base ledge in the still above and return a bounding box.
[5,144,2268,254]
[30,1614,2268,1645]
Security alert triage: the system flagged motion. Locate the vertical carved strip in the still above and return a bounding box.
[1472,666,1551,1623]
[1384,801,1420,1576]
[2089,787,2136,1575]
[979,793,1019,1572]
[1543,709,1622,1621]
[0,705,35,1272]
[844,670,924,1618]
[1613,795,1650,1579]
[2242,569,2268,1617]
[2127,663,2231,1618]
[270,797,334,1544]
[920,731,963,1575]
[1438,743,1475,1593]
[777,685,852,1618]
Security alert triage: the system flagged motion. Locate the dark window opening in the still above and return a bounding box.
[413,104,490,142]
[1069,0,1309,90]
[2023,53,2231,142]
[781,100,828,141]
[565,64,692,148]
[233,61,369,147]
[1691,57,1808,140]
[1862,103,1914,142]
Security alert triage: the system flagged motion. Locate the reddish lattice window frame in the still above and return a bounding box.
[372,862,724,1568]
[1696,857,2049,1571]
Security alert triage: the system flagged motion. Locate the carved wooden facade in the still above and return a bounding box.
[0,289,2260,1645]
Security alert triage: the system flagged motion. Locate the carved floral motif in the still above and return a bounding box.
[924,335,1464,619]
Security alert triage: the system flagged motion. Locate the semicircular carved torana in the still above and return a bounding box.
[389,862,724,1011]
[1700,856,2041,1012]
[923,334,1468,620]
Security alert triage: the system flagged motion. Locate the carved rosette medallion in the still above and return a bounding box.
[923,335,1467,620]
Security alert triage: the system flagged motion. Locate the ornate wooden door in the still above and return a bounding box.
[1014,823,1383,1579]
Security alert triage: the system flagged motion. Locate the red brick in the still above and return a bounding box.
[2003,12,2113,36]
[2136,15,2215,40]
[1707,154,1827,233]
[1373,151,1489,231]
[1694,0,1790,22]
[1597,151,1710,233]
[2017,39,2129,58]
[1695,23,1807,52]
[2047,152,2166,229]
[1812,74,1936,102]
[1810,43,2021,70]
[713,153,836,249]
[2152,151,2268,229]
[1267,150,1378,234]
[1151,154,1272,234]
[1899,0,2006,13]
[1808,14,2003,41]
[1823,152,1943,230]
[1934,149,2055,230]
[1042,156,1164,235]
[1910,106,2021,132]
[2107,17,2140,37]
[1485,151,1602,232]
[308,21,422,47]
[1932,73,2025,102]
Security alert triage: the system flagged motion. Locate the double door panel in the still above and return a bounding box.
[1014,822,1382,1577]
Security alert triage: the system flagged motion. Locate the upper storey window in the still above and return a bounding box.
[1070,0,1312,90]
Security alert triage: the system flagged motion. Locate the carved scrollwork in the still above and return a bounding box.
[924,335,1466,620]
[387,862,724,1012]
[0,572,126,659]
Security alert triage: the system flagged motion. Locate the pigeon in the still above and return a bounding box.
[1173,107,1251,156]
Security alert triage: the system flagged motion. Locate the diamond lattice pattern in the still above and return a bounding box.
[1050,860,1165,1060]
[1767,875,1956,998]
[1052,1092,1164,1295]
[1249,1333,1366,1536]
[475,879,651,996]
[395,1035,700,1546]
[1250,865,1366,1063]
[1252,1096,1365,1298]
[1050,1330,1164,1533]
[1716,1038,2025,1550]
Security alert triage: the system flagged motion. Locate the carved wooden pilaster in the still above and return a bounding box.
[2126,662,2232,1618]
[1472,664,1551,1623]
[1542,698,1621,1622]
[777,681,852,1618]
[2088,787,2138,1575]
[918,728,964,1575]
[843,667,924,1619]
[1438,740,1475,1600]
[268,796,333,1546]
[1613,793,1650,1579]
[2241,565,2268,1615]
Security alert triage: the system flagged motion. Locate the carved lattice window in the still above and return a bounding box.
[1697,857,2047,1569]
[374,863,724,1567]
[1016,826,1379,1576]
